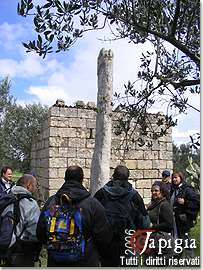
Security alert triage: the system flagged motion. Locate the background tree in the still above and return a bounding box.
[173,142,200,182]
[0,78,48,171]
[0,78,16,167]
[17,0,200,148]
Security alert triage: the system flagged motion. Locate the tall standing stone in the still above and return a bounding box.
[90,48,114,195]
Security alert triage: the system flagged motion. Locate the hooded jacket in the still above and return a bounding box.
[94,180,150,266]
[94,180,149,229]
[36,180,112,267]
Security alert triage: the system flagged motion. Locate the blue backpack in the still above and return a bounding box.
[0,193,32,258]
[44,194,85,263]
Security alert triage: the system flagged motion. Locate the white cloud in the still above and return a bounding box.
[0,22,26,50]
[172,127,199,145]
[27,85,70,106]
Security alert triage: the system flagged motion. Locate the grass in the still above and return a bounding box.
[190,216,200,256]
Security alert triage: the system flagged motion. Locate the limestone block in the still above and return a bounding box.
[49,189,58,197]
[152,160,167,169]
[60,138,69,147]
[152,141,160,151]
[124,160,137,169]
[66,148,77,158]
[143,197,151,205]
[86,139,95,149]
[129,169,143,179]
[136,188,144,197]
[69,138,86,148]
[76,128,88,139]
[77,109,96,119]
[42,129,50,139]
[49,168,58,178]
[83,168,91,179]
[49,137,68,148]
[166,142,173,151]
[137,160,153,169]
[60,128,77,138]
[66,108,78,118]
[49,127,59,137]
[38,168,49,178]
[111,139,123,149]
[49,178,63,190]
[136,179,152,189]
[49,157,67,168]
[110,159,122,169]
[86,119,96,129]
[159,151,173,160]
[44,139,49,148]
[40,149,49,159]
[143,151,158,160]
[40,158,49,168]
[77,149,93,159]
[143,188,151,198]
[49,147,59,157]
[58,148,68,157]
[159,142,166,150]
[58,168,66,178]
[126,150,144,160]
[68,158,86,167]
[50,107,60,117]
[167,160,173,169]
[69,118,87,128]
[143,169,159,179]
[85,159,92,168]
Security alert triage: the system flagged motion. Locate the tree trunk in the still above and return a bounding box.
[90,48,114,195]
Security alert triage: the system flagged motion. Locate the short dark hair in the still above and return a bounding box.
[112,165,129,181]
[64,166,84,183]
[162,170,170,178]
[16,174,35,187]
[1,166,12,177]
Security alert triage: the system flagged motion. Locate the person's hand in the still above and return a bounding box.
[177,198,185,204]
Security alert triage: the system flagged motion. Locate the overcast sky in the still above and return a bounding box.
[0,0,200,145]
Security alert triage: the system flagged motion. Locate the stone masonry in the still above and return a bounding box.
[31,101,173,204]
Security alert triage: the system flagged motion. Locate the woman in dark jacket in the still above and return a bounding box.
[147,181,173,232]
[147,181,174,261]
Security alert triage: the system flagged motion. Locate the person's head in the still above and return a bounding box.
[172,172,184,186]
[151,181,168,201]
[162,170,171,179]
[112,165,129,182]
[16,174,37,193]
[1,166,13,182]
[64,166,84,183]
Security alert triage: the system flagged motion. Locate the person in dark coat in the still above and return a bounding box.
[94,165,150,267]
[0,166,13,197]
[161,170,172,198]
[170,171,200,256]
[147,181,174,263]
[36,165,112,267]
[147,181,173,233]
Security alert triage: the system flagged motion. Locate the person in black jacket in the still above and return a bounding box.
[170,171,199,257]
[94,165,150,267]
[0,166,13,197]
[36,165,112,267]
[147,181,175,263]
[147,181,173,233]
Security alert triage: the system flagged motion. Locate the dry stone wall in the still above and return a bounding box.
[31,102,173,204]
